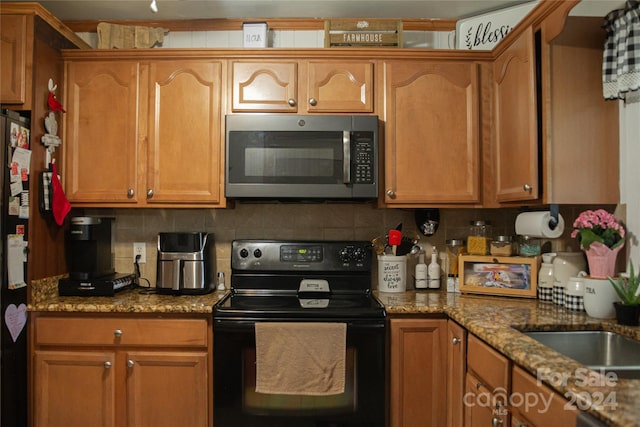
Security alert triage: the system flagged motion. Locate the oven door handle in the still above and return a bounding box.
[343,130,351,185]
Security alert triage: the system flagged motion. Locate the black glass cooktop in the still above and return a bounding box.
[214,292,385,319]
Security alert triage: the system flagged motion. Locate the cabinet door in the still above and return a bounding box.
[306,60,374,112]
[447,321,467,427]
[382,60,480,205]
[493,27,539,202]
[231,61,298,112]
[464,372,509,427]
[126,351,208,427]
[65,61,141,203]
[0,14,28,104]
[34,350,116,427]
[146,61,223,204]
[390,318,447,427]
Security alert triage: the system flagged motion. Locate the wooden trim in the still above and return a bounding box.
[0,2,91,48]
[63,17,457,34]
[61,47,493,61]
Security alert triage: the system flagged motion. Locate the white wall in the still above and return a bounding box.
[76,29,454,49]
[619,101,640,269]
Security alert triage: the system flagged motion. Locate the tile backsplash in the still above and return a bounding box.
[83,204,589,289]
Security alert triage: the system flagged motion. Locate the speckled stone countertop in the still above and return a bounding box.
[376,290,640,427]
[28,276,226,313]
[29,277,639,426]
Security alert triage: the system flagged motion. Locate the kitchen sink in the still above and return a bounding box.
[521,330,640,380]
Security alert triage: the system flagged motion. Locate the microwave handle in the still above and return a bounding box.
[343,131,351,184]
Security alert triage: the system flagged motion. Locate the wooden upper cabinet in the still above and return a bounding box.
[231,61,298,112]
[64,57,225,208]
[146,60,223,204]
[493,27,539,203]
[0,14,28,104]
[382,60,480,206]
[64,61,141,204]
[306,60,373,112]
[230,59,374,113]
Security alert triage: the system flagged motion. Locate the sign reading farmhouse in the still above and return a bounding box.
[325,19,403,48]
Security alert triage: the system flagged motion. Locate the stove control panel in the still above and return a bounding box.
[232,240,372,272]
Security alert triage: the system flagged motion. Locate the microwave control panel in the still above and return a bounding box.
[352,133,375,184]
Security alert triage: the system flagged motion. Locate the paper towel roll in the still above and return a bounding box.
[515,211,565,238]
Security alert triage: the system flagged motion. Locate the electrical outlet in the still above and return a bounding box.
[133,242,146,263]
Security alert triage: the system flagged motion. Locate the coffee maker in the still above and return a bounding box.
[156,232,215,294]
[58,217,136,296]
[67,216,115,279]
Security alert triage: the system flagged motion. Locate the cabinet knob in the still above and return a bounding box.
[147,189,154,198]
[288,98,296,107]
[492,417,503,427]
[104,361,112,369]
[386,189,396,198]
[127,359,135,368]
[127,188,134,198]
[308,97,317,106]
[114,329,123,337]
[452,337,461,345]
[523,184,532,192]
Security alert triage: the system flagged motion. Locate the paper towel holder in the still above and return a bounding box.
[549,204,559,230]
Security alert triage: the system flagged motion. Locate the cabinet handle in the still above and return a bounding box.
[114,329,123,337]
[491,417,503,427]
[386,189,396,198]
[104,361,112,369]
[452,337,461,345]
[127,188,134,198]
[127,359,135,368]
[523,183,532,192]
[147,189,154,198]
[308,97,317,106]
[288,98,296,107]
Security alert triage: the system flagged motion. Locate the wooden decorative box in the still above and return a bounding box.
[458,255,539,298]
[324,19,403,48]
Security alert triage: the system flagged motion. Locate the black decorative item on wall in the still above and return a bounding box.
[415,208,440,236]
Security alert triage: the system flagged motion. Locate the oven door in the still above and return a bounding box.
[213,318,385,427]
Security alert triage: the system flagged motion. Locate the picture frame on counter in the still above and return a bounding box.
[458,255,538,298]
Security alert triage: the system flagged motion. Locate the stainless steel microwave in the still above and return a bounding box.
[225,114,378,200]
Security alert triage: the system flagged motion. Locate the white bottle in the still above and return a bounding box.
[415,251,428,289]
[428,247,440,289]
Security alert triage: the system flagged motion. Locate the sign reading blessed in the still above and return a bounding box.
[325,19,403,48]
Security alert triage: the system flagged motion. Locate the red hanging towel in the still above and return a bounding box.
[51,162,71,226]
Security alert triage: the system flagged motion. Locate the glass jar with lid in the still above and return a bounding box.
[445,239,465,277]
[490,235,514,256]
[518,235,541,257]
[467,220,491,255]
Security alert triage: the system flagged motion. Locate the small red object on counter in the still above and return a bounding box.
[388,230,402,255]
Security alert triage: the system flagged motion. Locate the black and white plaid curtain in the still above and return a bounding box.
[603,0,640,103]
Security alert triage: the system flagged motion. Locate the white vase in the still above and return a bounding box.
[583,277,621,319]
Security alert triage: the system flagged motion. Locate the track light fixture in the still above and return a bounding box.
[150,0,158,13]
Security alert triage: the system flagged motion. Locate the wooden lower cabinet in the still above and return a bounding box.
[31,314,212,427]
[389,317,447,427]
[510,365,577,427]
[447,320,467,427]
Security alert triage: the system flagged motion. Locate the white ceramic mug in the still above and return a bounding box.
[583,277,620,319]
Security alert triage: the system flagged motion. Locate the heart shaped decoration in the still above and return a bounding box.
[5,303,27,342]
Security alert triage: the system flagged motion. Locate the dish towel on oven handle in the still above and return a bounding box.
[255,322,347,396]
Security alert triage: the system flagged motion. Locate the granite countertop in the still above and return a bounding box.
[376,290,640,427]
[28,276,227,313]
[29,277,639,426]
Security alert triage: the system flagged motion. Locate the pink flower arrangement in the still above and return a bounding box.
[570,209,625,250]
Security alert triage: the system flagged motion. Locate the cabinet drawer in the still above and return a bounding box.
[511,365,577,426]
[35,317,208,347]
[467,334,510,391]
